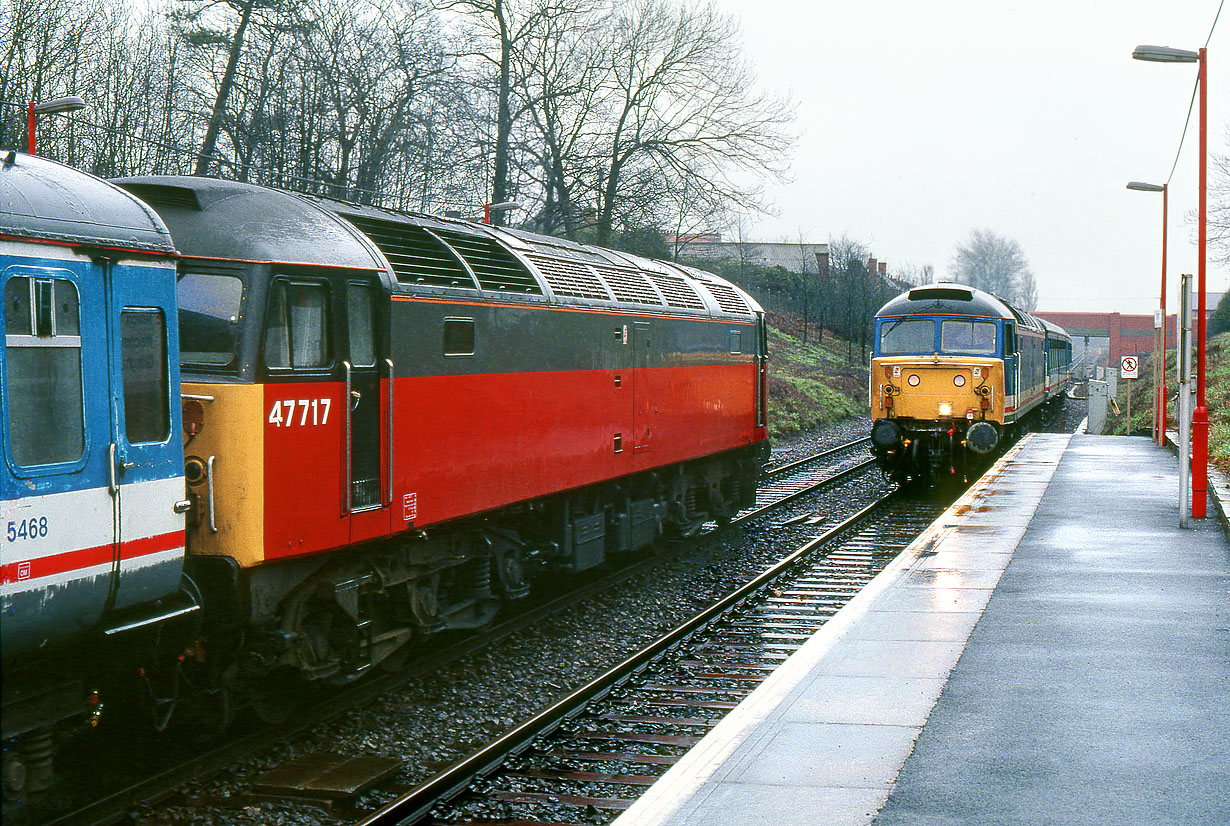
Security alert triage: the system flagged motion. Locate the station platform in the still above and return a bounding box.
[611,434,1230,826]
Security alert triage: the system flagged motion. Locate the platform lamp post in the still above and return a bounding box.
[1126,181,1167,447]
[26,95,87,155]
[1133,44,1208,519]
[483,201,519,225]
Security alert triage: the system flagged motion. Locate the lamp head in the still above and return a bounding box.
[32,95,87,115]
[1132,45,1200,63]
[1126,182,1165,192]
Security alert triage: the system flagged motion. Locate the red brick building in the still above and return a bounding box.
[1034,311,1177,363]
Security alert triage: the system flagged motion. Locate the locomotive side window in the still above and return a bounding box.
[178,271,243,366]
[879,318,935,354]
[265,281,330,369]
[443,317,475,356]
[120,310,171,443]
[3,275,85,466]
[729,330,742,355]
[347,283,376,367]
[940,320,997,355]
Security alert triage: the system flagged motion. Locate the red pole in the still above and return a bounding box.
[1191,47,1208,518]
[26,101,35,155]
[1159,184,1168,446]
[483,203,491,224]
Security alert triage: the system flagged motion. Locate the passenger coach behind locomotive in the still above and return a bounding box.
[1,154,196,797]
[116,176,769,696]
[868,282,1070,485]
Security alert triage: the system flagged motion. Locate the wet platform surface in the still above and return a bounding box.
[612,434,1230,826]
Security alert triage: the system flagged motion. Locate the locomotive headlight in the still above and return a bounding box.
[953,374,966,387]
[185,456,208,486]
[938,402,952,417]
[907,374,920,386]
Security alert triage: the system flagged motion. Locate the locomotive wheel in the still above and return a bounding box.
[249,669,304,725]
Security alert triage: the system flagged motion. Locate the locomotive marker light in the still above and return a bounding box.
[26,95,87,155]
[1132,44,1208,518]
[1125,180,1167,447]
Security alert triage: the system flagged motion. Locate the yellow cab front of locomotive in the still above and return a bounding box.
[871,354,1004,426]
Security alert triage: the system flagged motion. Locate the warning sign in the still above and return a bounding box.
[1120,356,1139,380]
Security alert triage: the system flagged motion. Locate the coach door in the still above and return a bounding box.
[632,321,654,453]
[1,265,114,656]
[1002,323,1018,419]
[106,260,186,612]
[343,280,390,541]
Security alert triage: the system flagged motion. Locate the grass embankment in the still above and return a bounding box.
[765,310,869,437]
[1105,331,1230,473]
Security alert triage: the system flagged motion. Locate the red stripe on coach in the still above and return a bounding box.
[0,531,185,585]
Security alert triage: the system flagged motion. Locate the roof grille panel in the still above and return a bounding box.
[698,281,751,315]
[591,265,663,305]
[432,228,542,294]
[527,254,611,300]
[344,216,477,288]
[646,273,705,310]
[119,184,200,211]
[908,287,972,302]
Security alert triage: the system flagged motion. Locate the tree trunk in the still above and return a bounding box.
[194,0,255,177]
[490,0,512,225]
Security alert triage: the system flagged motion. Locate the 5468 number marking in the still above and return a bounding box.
[268,398,332,428]
[6,517,48,543]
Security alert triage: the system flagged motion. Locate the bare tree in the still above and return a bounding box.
[515,0,603,236]
[172,0,269,175]
[292,0,450,201]
[1209,133,1230,266]
[0,0,106,153]
[586,0,793,246]
[439,0,573,224]
[950,229,1038,310]
[892,261,935,287]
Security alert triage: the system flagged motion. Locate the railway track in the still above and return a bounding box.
[37,436,883,826]
[353,493,943,825]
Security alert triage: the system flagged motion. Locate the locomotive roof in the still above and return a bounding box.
[111,175,759,318]
[113,176,387,271]
[0,153,175,254]
[310,196,762,318]
[876,282,1044,332]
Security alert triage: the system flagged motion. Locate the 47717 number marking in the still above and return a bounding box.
[268,398,332,428]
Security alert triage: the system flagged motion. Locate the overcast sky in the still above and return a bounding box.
[709,0,1228,314]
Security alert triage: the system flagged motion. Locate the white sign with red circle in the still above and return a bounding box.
[1120,356,1139,379]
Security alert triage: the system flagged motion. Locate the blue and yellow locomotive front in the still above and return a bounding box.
[869,284,1027,484]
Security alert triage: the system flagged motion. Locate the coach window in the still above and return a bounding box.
[879,318,935,354]
[443,317,475,356]
[940,320,997,355]
[264,281,330,369]
[3,275,85,466]
[120,309,171,443]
